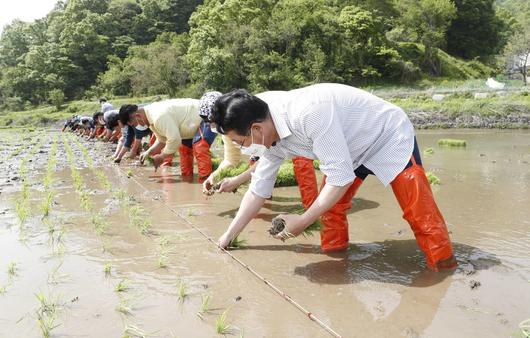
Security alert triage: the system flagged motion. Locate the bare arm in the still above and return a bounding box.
[218,190,266,248]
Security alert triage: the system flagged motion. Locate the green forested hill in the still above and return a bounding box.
[0,0,524,113]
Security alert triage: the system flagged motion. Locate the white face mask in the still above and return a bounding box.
[135,124,149,131]
[241,128,267,157]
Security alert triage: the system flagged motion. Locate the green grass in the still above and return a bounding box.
[0,94,168,127]
[437,139,467,147]
[213,162,250,182]
[213,160,301,187]
[426,171,441,185]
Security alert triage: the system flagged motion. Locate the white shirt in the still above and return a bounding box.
[250,83,415,198]
[101,102,114,113]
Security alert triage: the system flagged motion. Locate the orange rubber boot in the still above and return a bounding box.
[193,138,213,182]
[390,164,456,271]
[292,157,319,209]
[320,177,364,252]
[179,144,194,176]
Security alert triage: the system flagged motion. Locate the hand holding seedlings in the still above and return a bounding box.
[268,215,322,241]
[270,215,306,241]
[204,180,238,196]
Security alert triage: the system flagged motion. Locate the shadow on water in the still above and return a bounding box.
[243,240,500,288]
[217,197,380,221]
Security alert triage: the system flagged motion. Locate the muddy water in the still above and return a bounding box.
[0,130,529,338]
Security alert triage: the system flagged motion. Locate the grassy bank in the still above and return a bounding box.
[1,81,529,129]
[0,95,168,127]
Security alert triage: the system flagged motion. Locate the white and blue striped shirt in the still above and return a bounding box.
[250,83,415,198]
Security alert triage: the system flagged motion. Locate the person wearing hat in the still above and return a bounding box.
[209,83,456,272]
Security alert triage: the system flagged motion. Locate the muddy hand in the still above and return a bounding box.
[217,231,232,249]
[217,177,238,193]
[202,175,215,195]
[139,151,148,165]
[152,153,165,172]
[272,214,306,240]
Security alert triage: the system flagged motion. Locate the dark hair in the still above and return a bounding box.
[210,89,269,135]
[107,114,120,130]
[99,97,107,103]
[93,111,103,122]
[119,104,138,125]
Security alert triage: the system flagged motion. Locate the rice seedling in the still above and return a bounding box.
[268,215,321,238]
[426,171,441,185]
[215,309,232,335]
[115,298,133,316]
[129,205,152,235]
[122,324,156,338]
[34,292,61,338]
[103,263,112,276]
[15,199,30,224]
[519,318,530,337]
[114,189,127,202]
[126,169,133,178]
[115,279,129,292]
[176,280,188,302]
[35,292,59,317]
[156,236,171,268]
[91,213,108,236]
[41,191,53,217]
[80,190,93,211]
[7,262,17,277]
[186,208,199,217]
[424,147,434,155]
[0,284,7,294]
[228,236,247,249]
[36,312,59,338]
[437,138,467,147]
[196,294,211,319]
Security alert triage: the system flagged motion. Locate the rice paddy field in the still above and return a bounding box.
[0,128,529,338]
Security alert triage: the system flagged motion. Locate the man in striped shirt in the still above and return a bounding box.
[210,83,456,271]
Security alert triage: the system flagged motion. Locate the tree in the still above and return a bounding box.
[446,0,514,60]
[395,0,457,75]
[48,89,65,109]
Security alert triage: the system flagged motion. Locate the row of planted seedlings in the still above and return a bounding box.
[13,132,45,236]
[38,134,69,338]
[69,134,240,336]
[92,135,239,336]
[5,132,63,338]
[67,134,159,336]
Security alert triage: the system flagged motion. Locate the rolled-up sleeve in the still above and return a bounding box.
[155,115,181,155]
[301,103,355,187]
[217,135,241,170]
[249,150,285,198]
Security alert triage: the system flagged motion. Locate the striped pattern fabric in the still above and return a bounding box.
[250,83,415,198]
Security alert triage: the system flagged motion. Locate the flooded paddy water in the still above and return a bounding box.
[0,129,529,338]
